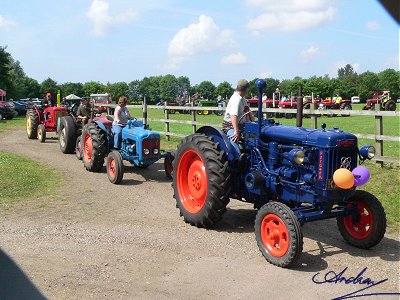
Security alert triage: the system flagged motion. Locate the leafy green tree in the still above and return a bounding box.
[357,71,380,101]
[215,81,233,99]
[40,77,58,97]
[0,46,15,97]
[106,82,129,102]
[197,81,215,99]
[265,78,280,98]
[140,76,161,103]
[177,76,191,97]
[61,82,84,97]
[8,59,26,99]
[82,81,106,97]
[378,69,400,100]
[159,75,179,101]
[22,77,40,98]
[127,80,142,103]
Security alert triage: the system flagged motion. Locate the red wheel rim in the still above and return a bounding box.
[108,157,116,179]
[260,214,289,257]
[177,149,207,214]
[83,133,93,164]
[344,200,373,239]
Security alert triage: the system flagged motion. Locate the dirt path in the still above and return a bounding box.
[0,129,399,300]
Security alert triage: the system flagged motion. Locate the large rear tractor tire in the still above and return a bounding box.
[75,135,83,160]
[59,116,77,154]
[164,151,175,179]
[255,202,303,268]
[384,100,396,111]
[337,190,386,249]
[106,150,124,184]
[82,123,107,172]
[172,134,231,227]
[26,110,38,139]
[37,124,46,143]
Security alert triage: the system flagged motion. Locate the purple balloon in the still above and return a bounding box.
[352,166,370,187]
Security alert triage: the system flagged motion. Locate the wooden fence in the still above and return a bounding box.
[104,103,400,166]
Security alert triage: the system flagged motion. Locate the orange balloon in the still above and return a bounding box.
[333,168,354,189]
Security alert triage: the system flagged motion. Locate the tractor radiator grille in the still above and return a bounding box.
[142,138,160,157]
[325,146,358,180]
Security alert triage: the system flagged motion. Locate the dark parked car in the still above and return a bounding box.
[0,101,17,120]
[10,101,27,115]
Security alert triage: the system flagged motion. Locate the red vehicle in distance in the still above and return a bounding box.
[363,91,396,111]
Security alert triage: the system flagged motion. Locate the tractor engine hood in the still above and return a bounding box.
[122,126,160,140]
[261,124,357,147]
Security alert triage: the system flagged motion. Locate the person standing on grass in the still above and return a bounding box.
[112,96,132,149]
[222,79,254,142]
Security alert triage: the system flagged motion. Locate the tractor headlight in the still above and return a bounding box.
[143,148,150,155]
[289,149,305,165]
[153,148,159,155]
[360,145,375,160]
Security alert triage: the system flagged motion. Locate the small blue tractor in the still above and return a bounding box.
[172,79,386,268]
[80,116,174,184]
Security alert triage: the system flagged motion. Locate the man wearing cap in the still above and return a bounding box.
[223,79,254,142]
[76,98,90,124]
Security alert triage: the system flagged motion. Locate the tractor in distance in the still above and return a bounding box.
[172,79,386,268]
[363,91,396,111]
[26,94,68,143]
[81,115,174,184]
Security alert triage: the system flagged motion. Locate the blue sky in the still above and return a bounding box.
[0,0,398,86]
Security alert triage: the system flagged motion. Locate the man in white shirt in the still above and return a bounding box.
[223,79,254,141]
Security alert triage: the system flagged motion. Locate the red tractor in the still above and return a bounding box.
[363,91,396,111]
[319,96,352,111]
[26,95,68,143]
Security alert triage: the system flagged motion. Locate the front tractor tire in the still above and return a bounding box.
[172,133,230,227]
[255,202,303,268]
[164,151,175,179]
[107,150,124,184]
[26,110,39,139]
[82,123,107,172]
[337,190,386,249]
[59,116,77,154]
[37,124,46,143]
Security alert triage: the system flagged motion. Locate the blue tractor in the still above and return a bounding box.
[81,116,174,184]
[172,79,386,268]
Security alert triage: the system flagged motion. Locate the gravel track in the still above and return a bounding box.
[0,129,399,299]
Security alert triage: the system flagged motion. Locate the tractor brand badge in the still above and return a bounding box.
[340,157,351,169]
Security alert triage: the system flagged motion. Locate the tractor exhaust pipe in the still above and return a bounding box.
[296,85,303,127]
[256,79,267,138]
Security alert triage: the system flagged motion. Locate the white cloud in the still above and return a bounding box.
[246,0,337,32]
[246,0,328,11]
[165,15,236,70]
[366,21,381,30]
[299,46,320,63]
[86,0,139,36]
[0,15,17,30]
[221,52,247,65]
[259,71,273,79]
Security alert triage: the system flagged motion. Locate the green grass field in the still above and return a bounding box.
[129,106,400,158]
[0,151,61,207]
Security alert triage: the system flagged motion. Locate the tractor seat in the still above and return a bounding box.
[94,113,113,128]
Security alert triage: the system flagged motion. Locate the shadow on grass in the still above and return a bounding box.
[0,248,46,299]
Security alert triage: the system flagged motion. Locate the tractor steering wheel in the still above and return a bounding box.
[239,111,254,123]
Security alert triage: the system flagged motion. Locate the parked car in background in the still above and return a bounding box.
[351,96,360,103]
[11,100,27,115]
[0,101,17,119]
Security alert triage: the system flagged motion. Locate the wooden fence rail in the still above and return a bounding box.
[102,103,399,165]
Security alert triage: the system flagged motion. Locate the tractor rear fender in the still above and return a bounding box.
[94,120,111,140]
[196,126,240,161]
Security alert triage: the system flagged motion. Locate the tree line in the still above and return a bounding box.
[1,46,399,104]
